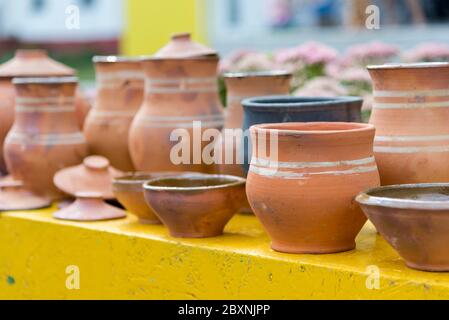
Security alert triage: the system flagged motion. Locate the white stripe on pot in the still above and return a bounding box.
[374,145,449,153]
[373,88,449,98]
[140,114,224,122]
[16,97,76,104]
[145,85,217,94]
[251,156,375,169]
[6,132,86,145]
[373,101,449,109]
[16,105,76,113]
[375,135,449,142]
[148,77,217,85]
[90,110,137,117]
[137,120,224,129]
[96,71,144,81]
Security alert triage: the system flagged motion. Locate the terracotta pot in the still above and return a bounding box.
[128,33,224,173]
[54,155,122,199]
[4,77,88,200]
[53,192,126,221]
[246,122,380,254]
[0,180,51,211]
[143,174,246,238]
[356,183,449,272]
[112,171,198,224]
[368,62,449,185]
[241,96,363,174]
[0,50,86,173]
[84,56,144,171]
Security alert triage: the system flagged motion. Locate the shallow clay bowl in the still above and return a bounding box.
[356,183,449,272]
[112,172,198,224]
[143,174,246,238]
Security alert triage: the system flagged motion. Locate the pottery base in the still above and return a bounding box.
[271,242,356,254]
[138,218,162,225]
[169,230,224,238]
[405,262,449,272]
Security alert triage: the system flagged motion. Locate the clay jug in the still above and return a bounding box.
[246,122,380,254]
[216,71,291,177]
[84,56,144,171]
[4,77,88,199]
[128,33,224,172]
[368,62,449,185]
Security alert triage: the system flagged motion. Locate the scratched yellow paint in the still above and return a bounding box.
[0,205,449,299]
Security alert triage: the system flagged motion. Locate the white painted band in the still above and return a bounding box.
[140,114,224,122]
[148,77,217,85]
[375,135,449,142]
[97,82,144,90]
[373,101,449,109]
[6,132,86,145]
[373,88,449,98]
[137,120,224,129]
[15,104,76,113]
[145,85,217,94]
[374,145,449,153]
[251,156,375,169]
[96,71,144,82]
[16,97,76,104]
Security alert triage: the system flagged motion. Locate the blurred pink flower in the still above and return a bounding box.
[403,42,449,62]
[275,41,338,66]
[337,67,371,83]
[294,77,348,97]
[343,41,399,66]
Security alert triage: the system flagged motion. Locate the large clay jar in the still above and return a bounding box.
[4,77,88,200]
[216,71,291,177]
[246,122,380,254]
[368,62,449,185]
[84,56,144,171]
[129,33,224,173]
[0,49,88,174]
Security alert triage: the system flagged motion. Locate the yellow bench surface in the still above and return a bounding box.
[1,205,448,299]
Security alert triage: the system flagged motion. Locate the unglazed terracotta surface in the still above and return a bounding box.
[54,155,122,200]
[368,62,449,185]
[0,180,51,211]
[246,122,380,254]
[53,192,126,221]
[356,183,449,272]
[4,77,88,200]
[143,174,246,238]
[84,56,144,171]
[128,34,224,173]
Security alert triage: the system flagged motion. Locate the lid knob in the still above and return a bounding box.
[83,155,110,171]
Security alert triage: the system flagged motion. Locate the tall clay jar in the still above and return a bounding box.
[246,122,380,254]
[368,62,449,185]
[84,56,144,171]
[129,33,224,172]
[216,71,291,177]
[4,77,88,199]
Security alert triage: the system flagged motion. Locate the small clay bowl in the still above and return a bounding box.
[112,172,198,224]
[143,174,246,238]
[356,183,449,272]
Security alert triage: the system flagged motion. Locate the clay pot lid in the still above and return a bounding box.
[0,49,75,78]
[53,191,126,221]
[0,180,51,211]
[153,33,218,59]
[223,70,292,79]
[92,55,144,63]
[53,155,123,199]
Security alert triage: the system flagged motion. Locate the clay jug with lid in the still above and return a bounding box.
[368,62,449,185]
[128,33,224,172]
[4,77,88,200]
[84,56,144,171]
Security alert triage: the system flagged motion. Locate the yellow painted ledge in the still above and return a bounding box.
[1,205,449,300]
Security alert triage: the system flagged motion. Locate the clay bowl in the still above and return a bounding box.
[112,171,198,224]
[143,174,246,238]
[356,183,449,272]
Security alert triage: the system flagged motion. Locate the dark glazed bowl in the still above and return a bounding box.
[143,174,246,238]
[241,95,363,174]
[356,183,449,272]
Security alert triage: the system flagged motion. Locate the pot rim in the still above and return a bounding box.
[250,121,374,137]
[367,62,449,70]
[242,95,363,110]
[12,76,78,84]
[140,54,219,62]
[143,174,246,192]
[92,55,145,63]
[356,183,449,210]
[113,171,200,186]
[223,70,292,78]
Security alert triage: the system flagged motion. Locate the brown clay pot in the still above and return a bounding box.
[368,62,449,185]
[356,183,449,272]
[84,56,144,171]
[0,180,51,211]
[0,50,87,173]
[246,122,380,254]
[53,192,126,221]
[4,77,88,200]
[112,171,198,224]
[54,155,122,200]
[128,33,224,173]
[143,174,246,238]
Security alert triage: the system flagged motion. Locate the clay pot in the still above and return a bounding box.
[128,33,224,173]
[53,192,126,221]
[143,174,246,238]
[112,171,198,224]
[0,180,51,211]
[246,122,380,254]
[54,155,122,200]
[241,96,363,174]
[84,56,144,171]
[368,62,449,185]
[356,183,449,272]
[216,71,291,177]
[4,77,88,200]
[0,50,87,173]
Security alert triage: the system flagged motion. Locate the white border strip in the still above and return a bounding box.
[249,165,378,179]
[374,145,449,153]
[16,97,76,104]
[6,132,86,145]
[375,135,449,142]
[373,89,449,98]
[251,156,375,169]
[373,101,449,109]
[16,105,75,113]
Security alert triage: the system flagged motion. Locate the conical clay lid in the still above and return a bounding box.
[154,33,217,59]
[0,180,51,211]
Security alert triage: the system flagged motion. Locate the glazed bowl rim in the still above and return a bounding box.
[143,174,246,192]
[12,76,78,84]
[367,62,449,70]
[250,121,374,136]
[113,171,201,186]
[242,95,363,110]
[92,55,145,63]
[223,70,292,78]
[356,183,449,210]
